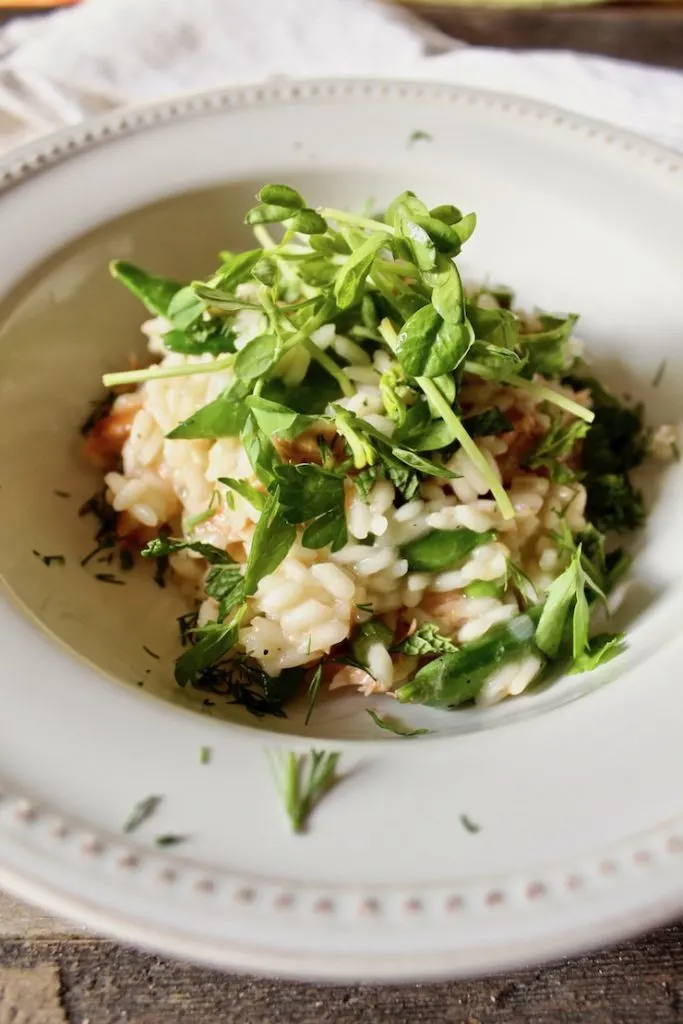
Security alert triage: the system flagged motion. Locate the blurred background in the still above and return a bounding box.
[1,0,681,67]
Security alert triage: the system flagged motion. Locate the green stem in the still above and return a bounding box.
[379,319,515,521]
[508,376,595,424]
[301,337,355,398]
[103,355,235,388]
[318,208,393,235]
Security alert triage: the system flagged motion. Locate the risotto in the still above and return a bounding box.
[84,184,675,717]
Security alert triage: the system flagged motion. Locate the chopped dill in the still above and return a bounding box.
[94,572,125,585]
[32,551,65,567]
[200,745,212,765]
[155,834,188,848]
[123,794,162,834]
[459,814,481,834]
[142,645,160,660]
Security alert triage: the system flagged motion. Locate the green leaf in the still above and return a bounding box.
[191,284,262,312]
[334,233,385,309]
[572,582,590,660]
[166,285,205,329]
[535,550,583,659]
[427,256,465,323]
[521,314,579,376]
[174,608,245,687]
[274,463,345,524]
[413,214,464,255]
[366,709,430,737]
[310,231,350,255]
[141,536,234,565]
[167,382,251,440]
[400,528,496,572]
[245,203,295,225]
[429,204,462,225]
[391,447,458,480]
[390,192,436,272]
[570,633,627,674]
[395,399,455,451]
[291,208,328,235]
[451,212,476,244]
[218,477,266,511]
[257,184,305,209]
[526,417,589,481]
[110,261,182,317]
[235,334,281,381]
[397,608,542,707]
[467,305,520,350]
[243,488,296,596]
[463,409,513,438]
[463,579,505,599]
[301,505,348,553]
[213,248,264,291]
[205,563,245,619]
[397,623,457,656]
[246,396,319,440]
[396,304,472,378]
[250,256,276,287]
[163,324,236,357]
[241,414,281,487]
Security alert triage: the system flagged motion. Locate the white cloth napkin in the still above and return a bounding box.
[0,0,682,154]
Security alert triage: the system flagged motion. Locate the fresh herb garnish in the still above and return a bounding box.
[142,645,160,660]
[459,814,481,834]
[407,129,433,146]
[32,551,65,567]
[651,359,667,387]
[199,745,212,765]
[124,795,162,834]
[155,834,188,847]
[54,489,71,499]
[269,749,342,833]
[304,664,324,726]
[366,709,430,737]
[94,572,125,585]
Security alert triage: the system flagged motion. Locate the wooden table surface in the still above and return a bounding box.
[2,5,683,1022]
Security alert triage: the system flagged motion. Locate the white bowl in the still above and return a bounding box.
[0,79,682,981]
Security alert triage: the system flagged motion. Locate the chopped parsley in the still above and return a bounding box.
[123,795,162,834]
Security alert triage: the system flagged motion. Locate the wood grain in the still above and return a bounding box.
[405,3,683,68]
[0,921,682,1023]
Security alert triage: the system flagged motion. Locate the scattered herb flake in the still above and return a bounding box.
[304,664,324,727]
[155,834,188,848]
[408,129,433,146]
[32,551,65,567]
[143,645,160,660]
[199,745,212,765]
[366,709,430,737]
[459,813,481,834]
[651,359,667,387]
[124,795,162,834]
[94,572,125,585]
[54,489,71,499]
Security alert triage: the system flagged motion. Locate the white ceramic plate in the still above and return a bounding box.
[0,79,682,982]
